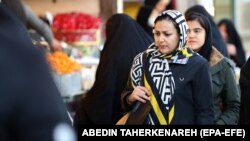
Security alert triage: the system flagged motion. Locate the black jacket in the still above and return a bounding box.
[122,54,214,124]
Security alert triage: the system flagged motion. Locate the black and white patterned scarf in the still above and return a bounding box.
[130,10,194,124]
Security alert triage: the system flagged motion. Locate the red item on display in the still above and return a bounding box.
[52,12,101,43]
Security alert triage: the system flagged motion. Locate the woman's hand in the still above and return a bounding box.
[227,43,237,56]
[127,86,150,104]
[50,39,62,51]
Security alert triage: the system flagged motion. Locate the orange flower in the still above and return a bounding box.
[47,51,82,74]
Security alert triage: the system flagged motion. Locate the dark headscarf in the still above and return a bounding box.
[144,0,174,9]
[136,0,174,37]
[218,19,246,67]
[185,12,212,61]
[185,5,229,57]
[74,14,153,124]
[144,0,159,8]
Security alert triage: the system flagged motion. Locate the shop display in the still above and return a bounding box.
[47,51,82,74]
[52,12,101,46]
[48,12,102,97]
[47,51,83,97]
[47,51,98,97]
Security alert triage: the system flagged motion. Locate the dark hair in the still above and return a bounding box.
[144,0,175,9]
[185,12,212,61]
[218,19,243,46]
[186,12,207,31]
[144,0,159,8]
[154,14,180,35]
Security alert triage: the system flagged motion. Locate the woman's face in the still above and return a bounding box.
[218,24,228,42]
[154,20,179,55]
[187,20,206,52]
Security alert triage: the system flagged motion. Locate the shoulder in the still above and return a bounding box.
[132,51,146,68]
[210,57,235,76]
[224,57,236,68]
[188,53,208,66]
[241,57,250,75]
[134,51,145,60]
[178,54,209,73]
[209,47,224,67]
[215,57,235,70]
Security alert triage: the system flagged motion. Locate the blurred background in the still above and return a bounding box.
[24,0,250,56]
[21,0,250,115]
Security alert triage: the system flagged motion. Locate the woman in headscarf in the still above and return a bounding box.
[73,14,153,125]
[185,5,229,58]
[239,57,250,124]
[186,12,240,125]
[218,19,246,68]
[136,0,174,38]
[121,10,214,124]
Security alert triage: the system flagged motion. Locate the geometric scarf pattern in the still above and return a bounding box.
[160,10,188,51]
[131,47,175,124]
[146,56,175,125]
[130,44,193,124]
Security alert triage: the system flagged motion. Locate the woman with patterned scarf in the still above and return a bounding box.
[186,12,240,125]
[121,10,214,125]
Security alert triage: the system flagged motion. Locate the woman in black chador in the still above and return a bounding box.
[73,14,153,125]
